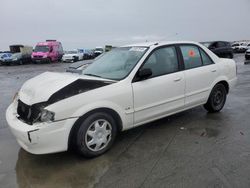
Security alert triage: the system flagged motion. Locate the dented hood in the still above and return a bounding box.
[19,72,113,105]
[20,72,79,105]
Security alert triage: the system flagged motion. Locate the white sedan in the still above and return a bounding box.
[62,50,83,62]
[6,41,237,157]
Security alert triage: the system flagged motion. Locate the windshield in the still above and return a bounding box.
[95,48,103,52]
[66,51,78,54]
[34,45,50,52]
[83,47,148,80]
[1,53,12,58]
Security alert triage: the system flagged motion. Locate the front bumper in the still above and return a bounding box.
[1,59,17,65]
[32,57,50,63]
[6,102,77,154]
[62,59,74,62]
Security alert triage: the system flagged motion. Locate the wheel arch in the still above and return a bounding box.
[215,80,229,94]
[68,107,123,150]
[205,78,230,104]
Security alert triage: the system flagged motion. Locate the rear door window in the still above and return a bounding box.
[180,45,203,70]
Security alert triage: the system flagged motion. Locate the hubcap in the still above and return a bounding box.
[85,119,112,152]
[213,90,223,106]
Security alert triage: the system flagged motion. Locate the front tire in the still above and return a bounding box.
[75,112,117,158]
[204,83,227,113]
[73,56,79,62]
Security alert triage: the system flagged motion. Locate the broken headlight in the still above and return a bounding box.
[40,109,55,122]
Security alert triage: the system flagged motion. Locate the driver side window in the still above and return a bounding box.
[141,46,179,78]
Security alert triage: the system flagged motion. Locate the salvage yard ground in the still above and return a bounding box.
[0,54,250,188]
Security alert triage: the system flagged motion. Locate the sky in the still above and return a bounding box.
[0,0,250,51]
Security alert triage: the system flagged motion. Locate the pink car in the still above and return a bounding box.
[32,40,64,63]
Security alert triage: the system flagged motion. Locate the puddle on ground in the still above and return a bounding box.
[13,128,143,188]
[188,127,220,138]
[15,149,112,188]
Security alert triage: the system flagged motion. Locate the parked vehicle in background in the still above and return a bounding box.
[0,52,13,65]
[88,50,95,59]
[78,49,93,60]
[232,42,240,51]
[32,40,64,63]
[66,60,93,74]
[1,45,32,65]
[6,41,237,157]
[245,47,250,61]
[232,42,248,53]
[62,50,83,62]
[94,47,104,57]
[105,45,113,52]
[201,41,233,59]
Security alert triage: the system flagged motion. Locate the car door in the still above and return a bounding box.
[179,45,219,107]
[132,46,185,125]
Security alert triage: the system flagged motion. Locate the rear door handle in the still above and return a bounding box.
[174,77,182,82]
[211,69,217,72]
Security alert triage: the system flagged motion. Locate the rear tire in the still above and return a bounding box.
[204,83,227,113]
[75,112,117,158]
[18,60,23,65]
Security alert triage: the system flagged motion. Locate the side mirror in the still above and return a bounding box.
[137,68,152,80]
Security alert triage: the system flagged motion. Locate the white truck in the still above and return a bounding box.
[94,47,104,57]
[7,45,33,65]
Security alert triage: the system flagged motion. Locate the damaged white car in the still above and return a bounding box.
[6,41,237,157]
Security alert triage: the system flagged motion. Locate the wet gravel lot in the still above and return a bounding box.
[0,55,250,188]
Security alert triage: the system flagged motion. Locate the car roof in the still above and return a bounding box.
[123,41,201,47]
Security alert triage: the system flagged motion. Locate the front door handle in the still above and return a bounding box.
[211,69,217,72]
[174,77,182,82]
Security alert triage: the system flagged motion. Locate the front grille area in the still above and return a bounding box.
[34,55,43,58]
[17,100,41,125]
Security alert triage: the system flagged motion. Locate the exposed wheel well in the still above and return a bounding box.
[216,81,229,94]
[68,108,123,151]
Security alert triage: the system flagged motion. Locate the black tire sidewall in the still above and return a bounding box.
[76,112,117,157]
[208,84,227,112]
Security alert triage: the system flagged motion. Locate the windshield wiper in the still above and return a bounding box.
[84,73,102,78]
